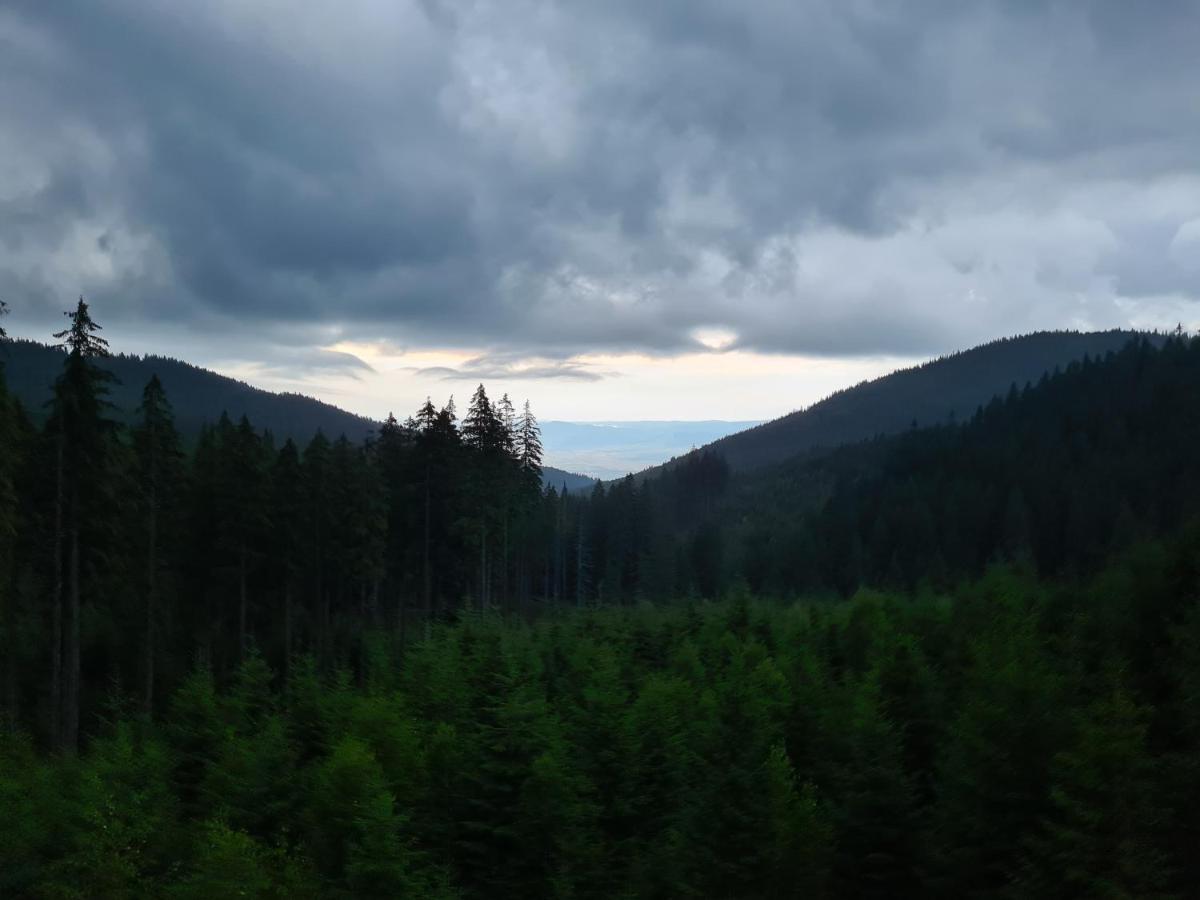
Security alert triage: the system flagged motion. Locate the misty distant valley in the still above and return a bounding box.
[4,3,1200,899]
[539,420,761,482]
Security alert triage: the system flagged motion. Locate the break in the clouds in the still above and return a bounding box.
[3,0,1200,377]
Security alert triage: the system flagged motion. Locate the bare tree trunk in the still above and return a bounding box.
[576,520,584,608]
[202,587,213,668]
[50,432,64,749]
[2,584,15,724]
[551,511,560,604]
[321,587,333,669]
[283,580,293,679]
[143,479,157,714]
[423,468,431,626]
[479,526,488,612]
[398,590,408,657]
[238,544,247,662]
[63,518,80,753]
[557,508,565,603]
[502,511,509,611]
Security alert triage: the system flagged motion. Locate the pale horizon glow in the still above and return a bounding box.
[207,344,922,423]
[4,314,918,423]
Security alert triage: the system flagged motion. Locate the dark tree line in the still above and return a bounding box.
[556,333,1200,604]
[5,313,1198,755]
[4,303,1200,897]
[0,300,593,749]
[4,526,1200,897]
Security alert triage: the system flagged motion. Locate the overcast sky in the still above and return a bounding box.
[3,1,1199,420]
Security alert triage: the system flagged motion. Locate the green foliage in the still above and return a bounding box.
[3,310,1200,897]
[4,538,1200,896]
[168,820,272,900]
[45,723,178,897]
[0,730,62,895]
[1014,679,1174,898]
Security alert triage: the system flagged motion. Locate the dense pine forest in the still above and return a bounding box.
[3,301,1200,896]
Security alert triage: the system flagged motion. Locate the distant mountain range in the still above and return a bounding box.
[3,330,1159,495]
[634,330,1157,480]
[539,420,761,480]
[0,338,598,494]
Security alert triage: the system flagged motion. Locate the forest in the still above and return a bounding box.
[2,300,1200,897]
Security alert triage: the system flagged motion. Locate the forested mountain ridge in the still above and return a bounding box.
[1,338,375,443]
[636,329,1155,479]
[0,338,595,492]
[4,305,1200,897]
[564,333,1200,602]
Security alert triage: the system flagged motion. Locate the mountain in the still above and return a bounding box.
[636,330,1157,478]
[721,334,1200,594]
[539,419,760,480]
[0,338,596,492]
[541,468,600,494]
[571,333,1200,601]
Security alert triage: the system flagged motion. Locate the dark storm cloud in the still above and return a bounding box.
[2,0,1200,364]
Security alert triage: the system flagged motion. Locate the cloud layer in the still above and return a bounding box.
[3,0,1200,366]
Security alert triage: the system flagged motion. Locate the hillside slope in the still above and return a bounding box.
[0,339,595,492]
[727,333,1200,593]
[569,334,1200,602]
[638,330,1154,478]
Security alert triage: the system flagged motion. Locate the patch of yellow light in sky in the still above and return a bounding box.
[689,327,738,351]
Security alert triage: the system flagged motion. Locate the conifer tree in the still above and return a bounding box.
[376,413,412,641]
[267,440,305,672]
[410,404,438,624]
[463,385,500,608]
[302,432,333,663]
[227,416,268,662]
[415,398,437,432]
[517,400,543,485]
[49,297,116,751]
[496,393,517,459]
[0,302,20,721]
[132,375,183,713]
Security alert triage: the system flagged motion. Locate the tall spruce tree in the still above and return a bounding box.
[463,385,499,608]
[267,439,305,672]
[375,413,412,641]
[412,403,438,624]
[517,400,543,486]
[132,375,183,713]
[49,297,116,751]
[226,416,268,663]
[461,384,495,453]
[0,301,17,720]
[302,432,333,664]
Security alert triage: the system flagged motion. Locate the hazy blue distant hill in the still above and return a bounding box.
[0,338,595,492]
[638,330,1157,478]
[542,468,600,495]
[540,420,760,480]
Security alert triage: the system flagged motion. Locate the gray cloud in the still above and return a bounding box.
[412,353,610,382]
[2,0,1200,365]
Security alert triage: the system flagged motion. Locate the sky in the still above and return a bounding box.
[3,1,1200,421]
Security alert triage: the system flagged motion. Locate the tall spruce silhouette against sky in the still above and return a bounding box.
[48,298,115,751]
